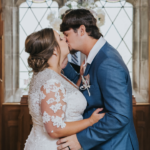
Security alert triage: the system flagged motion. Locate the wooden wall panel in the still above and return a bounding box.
[2,104,21,150]
[133,104,150,150]
[2,97,150,150]
[2,101,32,150]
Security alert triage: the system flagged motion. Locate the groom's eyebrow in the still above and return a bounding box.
[63,32,67,35]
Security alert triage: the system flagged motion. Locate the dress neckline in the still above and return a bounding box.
[45,68,79,90]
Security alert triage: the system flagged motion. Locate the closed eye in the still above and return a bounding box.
[59,35,63,41]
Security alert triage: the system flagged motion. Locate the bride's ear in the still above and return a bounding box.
[53,48,58,56]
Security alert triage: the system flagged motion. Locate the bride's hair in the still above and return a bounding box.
[25,28,60,73]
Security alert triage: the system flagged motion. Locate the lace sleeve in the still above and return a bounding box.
[40,79,67,134]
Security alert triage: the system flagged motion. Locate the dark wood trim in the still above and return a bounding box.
[2,95,150,150]
[2,96,32,150]
[133,104,150,150]
[20,95,28,105]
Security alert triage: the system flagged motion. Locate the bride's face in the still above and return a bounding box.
[54,31,69,59]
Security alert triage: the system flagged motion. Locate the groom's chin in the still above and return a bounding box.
[70,49,79,54]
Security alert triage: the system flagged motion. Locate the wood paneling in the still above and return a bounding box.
[2,104,21,150]
[2,97,32,150]
[2,96,150,150]
[133,104,150,150]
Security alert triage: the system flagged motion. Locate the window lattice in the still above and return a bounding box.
[19,0,133,93]
[19,0,58,93]
[97,0,133,79]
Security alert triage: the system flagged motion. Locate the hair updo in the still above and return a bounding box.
[25,28,60,73]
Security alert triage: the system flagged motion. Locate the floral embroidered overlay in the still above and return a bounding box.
[40,91,46,100]
[46,98,55,104]
[62,105,66,112]
[24,68,87,150]
[42,111,51,123]
[40,78,67,133]
[51,114,66,128]
[50,103,62,113]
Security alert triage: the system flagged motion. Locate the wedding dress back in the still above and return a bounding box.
[24,68,87,150]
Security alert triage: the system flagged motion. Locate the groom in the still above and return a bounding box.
[57,9,139,150]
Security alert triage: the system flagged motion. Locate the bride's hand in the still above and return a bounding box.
[89,108,105,125]
[61,57,68,69]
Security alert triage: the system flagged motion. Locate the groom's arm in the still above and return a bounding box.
[63,62,80,84]
[77,58,131,149]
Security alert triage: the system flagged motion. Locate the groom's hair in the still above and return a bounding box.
[60,9,103,39]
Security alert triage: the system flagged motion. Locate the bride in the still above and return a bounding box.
[24,28,105,150]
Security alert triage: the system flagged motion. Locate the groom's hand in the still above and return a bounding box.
[57,134,81,150]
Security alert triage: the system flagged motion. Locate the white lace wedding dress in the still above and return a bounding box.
[24,68,87,150]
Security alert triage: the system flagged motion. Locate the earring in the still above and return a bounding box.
[53,53,57,56]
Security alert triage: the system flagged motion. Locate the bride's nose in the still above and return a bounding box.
[63,36,67,41]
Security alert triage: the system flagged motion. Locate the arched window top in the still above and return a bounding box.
[95,0,133,7]
[20,0,58,8]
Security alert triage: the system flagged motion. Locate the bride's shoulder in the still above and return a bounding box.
[30,68,62,90]
[35,68,57,79]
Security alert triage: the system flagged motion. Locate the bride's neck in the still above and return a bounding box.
[48,65,61,75]
[47,56,63,75]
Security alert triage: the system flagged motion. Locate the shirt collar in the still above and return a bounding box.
[85,37,106,65]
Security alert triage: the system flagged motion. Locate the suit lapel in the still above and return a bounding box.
[84,64,91,76]
[83,43,107,76]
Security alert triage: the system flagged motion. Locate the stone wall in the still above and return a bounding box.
[2,0,19,102]
[130,0,149,102]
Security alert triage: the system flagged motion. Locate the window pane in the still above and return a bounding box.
[98,1,133,80]
[19,0,58,93]
[19,0,133,94]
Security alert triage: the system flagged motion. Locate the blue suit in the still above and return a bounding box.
[63,42,139,150]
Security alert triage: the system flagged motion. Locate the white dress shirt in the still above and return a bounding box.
[83,37,106,71]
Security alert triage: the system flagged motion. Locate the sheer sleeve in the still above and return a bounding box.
[40,79,67,134]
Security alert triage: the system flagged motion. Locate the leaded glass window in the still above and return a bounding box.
[19,0,133,94]
[96,0,133,79]
[19,0,58,93]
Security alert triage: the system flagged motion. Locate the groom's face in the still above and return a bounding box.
[63,29,81,54]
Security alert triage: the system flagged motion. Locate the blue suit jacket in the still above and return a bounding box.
[63,42,139,150]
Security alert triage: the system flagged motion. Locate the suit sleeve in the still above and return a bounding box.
[77,58,131,149]
[63,62,80,84]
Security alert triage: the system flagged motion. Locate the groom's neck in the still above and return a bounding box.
[82,37,98,57]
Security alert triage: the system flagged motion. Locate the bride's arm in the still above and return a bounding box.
[40,79,105,139]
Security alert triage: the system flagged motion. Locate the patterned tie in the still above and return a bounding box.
[71,53,78,65]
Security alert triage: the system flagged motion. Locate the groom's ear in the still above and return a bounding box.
[79,25,86,37]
